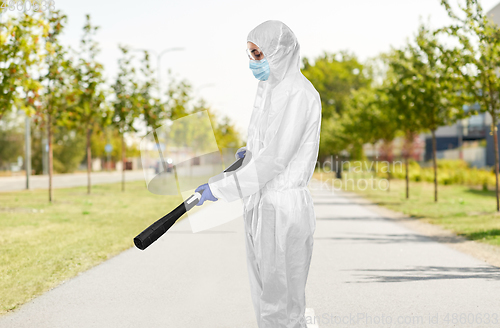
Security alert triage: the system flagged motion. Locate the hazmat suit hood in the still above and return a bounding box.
[247,20,301,88]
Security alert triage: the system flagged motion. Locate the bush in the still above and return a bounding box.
[372,159,494,188]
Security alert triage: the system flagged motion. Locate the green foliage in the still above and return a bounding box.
[164,70,192,121]
[52,127,86,173]
[301,51,372,158]
[138,51,165,131]
[439,0,500,209]
[90,128,139,161]
[439,0,500,119]
[66,14,108,193]
[435,159,470,170]
[373,159,495,188]
[70,14,107,131]
[302,51,371,118]
[340,87,388,160]
[161,71,241,151]
[0,12,45,120]
[29,125,86,174]
[111,45,141,135]
[212,114,242,150]
[0,111,24,170]
[349,84,401,160]
[36,10,76,125]
[410,23,466,132]
[30,135,42,175]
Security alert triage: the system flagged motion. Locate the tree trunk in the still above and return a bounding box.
[492,117,500,212]
[432,129,438,202]
[387,170,391,192]
[48,114,53,203]
[403,131,413,200]
[25,116,31,190]
[86,127,92,195]
[405,156,409,199]
[122,133,126,192]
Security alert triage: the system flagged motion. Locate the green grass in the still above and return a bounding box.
[0,181,181,315]
[315,172,500,247]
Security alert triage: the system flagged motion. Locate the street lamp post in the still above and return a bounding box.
[196,83,216,91]
[194,83,216,99]
[157,48,184,95]
[18,110,31,189]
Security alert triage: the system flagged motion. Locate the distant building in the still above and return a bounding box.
[489,2,500,23]
[420,112,487,168]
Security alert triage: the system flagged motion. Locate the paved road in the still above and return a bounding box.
[1,185,499,327]
[0,171,145,192]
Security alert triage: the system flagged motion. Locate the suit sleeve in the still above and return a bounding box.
[208,89,311,202]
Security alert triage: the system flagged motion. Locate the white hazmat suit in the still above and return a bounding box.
[208,20,321,328]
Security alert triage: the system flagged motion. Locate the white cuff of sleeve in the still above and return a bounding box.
[208,181,223,201]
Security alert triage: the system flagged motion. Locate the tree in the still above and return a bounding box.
[440,0,500,210]
[343,87,385,158]
[52,127,86,173]
[403,22,465,202]
[72,14,106,195]
[0,112,24,170]
[0,12,44,121]
[211,113,242,150]
[302,51,372,159]
[111,45,141,191]
[0,12,44,188]
[373,88,400,191]
[132,50,169,175]
[163,73,242,152]
[138,51,166,131]
[36,10,76,202]
[343,75,401,190]
[164,70,192,121]
[383,44,428,199]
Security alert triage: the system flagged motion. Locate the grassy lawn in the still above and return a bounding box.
[0,181,181,315]
[314,172,500,247]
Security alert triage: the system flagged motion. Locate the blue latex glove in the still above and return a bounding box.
[236,149,246,159]
[195,183,218,206]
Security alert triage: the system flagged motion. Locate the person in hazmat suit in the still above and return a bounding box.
[195,20,321,328]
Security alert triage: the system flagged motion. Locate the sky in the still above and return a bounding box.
[7,0,500,136]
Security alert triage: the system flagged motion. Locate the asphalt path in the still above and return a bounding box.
[1,183,499,327]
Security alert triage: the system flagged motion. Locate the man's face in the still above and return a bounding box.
[247,42,264,61]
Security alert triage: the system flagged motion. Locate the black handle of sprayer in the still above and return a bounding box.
[133,156,245,250]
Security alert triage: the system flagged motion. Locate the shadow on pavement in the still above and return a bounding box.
[315,216,386,222]
[168,231,237,234]
[344,265,500,283]
[313,202,402,206]
[314,231,468,244]
[311,194,365,199]
[316,216,421,222]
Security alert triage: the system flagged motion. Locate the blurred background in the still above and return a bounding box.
[2,0,500,186]
[3,0,500,317]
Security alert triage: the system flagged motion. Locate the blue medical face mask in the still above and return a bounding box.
[249,58,270,81]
